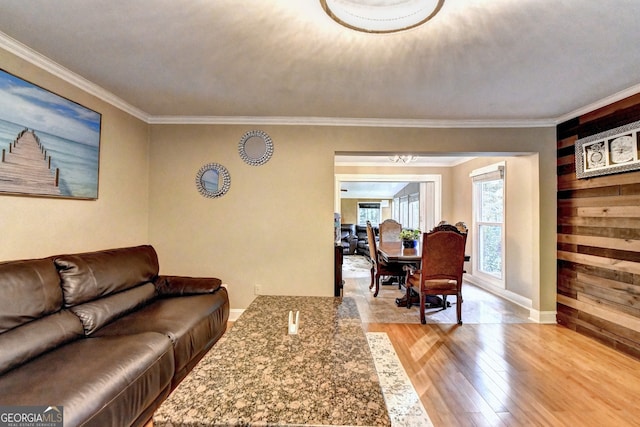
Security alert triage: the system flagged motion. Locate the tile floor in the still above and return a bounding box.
[343,255,531,324]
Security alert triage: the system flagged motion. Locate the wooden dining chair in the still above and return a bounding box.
[378,218,404,288]
[378,219,402,243]
[405,223,468,324]
[366,221,405,297]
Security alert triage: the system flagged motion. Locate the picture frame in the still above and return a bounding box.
[0,69,101,199]
[195,163,231,198]
[575,119,640,179]
[238,130,274,166]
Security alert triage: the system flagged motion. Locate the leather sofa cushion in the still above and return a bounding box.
[155,275,222,296]
[94,288,229,376]
[0,310,84,375]
[55,245,159,307]
[0,332,174,427]
[0,257,62,333]
[71,283,157,335]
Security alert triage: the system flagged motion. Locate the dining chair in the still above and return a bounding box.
[378,219,402,243]
[366,221,405,297]
[378,218,404,287]
[405,223,468,324]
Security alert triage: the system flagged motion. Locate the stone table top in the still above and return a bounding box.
[154,295,390,426]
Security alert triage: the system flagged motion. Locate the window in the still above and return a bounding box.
[398,196,408,226]
[358,202,381,226]
[394,193,419,229]
[392,197,399,221]
[471,163,505,285]
[408,193,420,229]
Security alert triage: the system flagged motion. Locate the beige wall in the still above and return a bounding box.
[148,125,336,310]
[340,198,392,224]
[0,48,556,316]
[149,125,556,315]
[451,155,536,302]
[340,199,358,224]
[0,49,150,261]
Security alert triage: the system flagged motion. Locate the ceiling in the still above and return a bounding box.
[339,181,410,199]
[1,1,640,125]
[336,153,474,198]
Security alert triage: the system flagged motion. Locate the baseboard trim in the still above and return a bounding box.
[529,309,557,324]
[227,289,557,324]
[464,275,532,308]
[228,309,244,322]
[462,275,558,323]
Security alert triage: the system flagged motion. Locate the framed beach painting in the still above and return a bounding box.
[0,69,101,199]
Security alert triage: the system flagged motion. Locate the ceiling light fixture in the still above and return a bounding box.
[389,155,419,163]
[320,0,443,33]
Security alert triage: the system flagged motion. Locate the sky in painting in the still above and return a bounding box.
[0,70,101,146]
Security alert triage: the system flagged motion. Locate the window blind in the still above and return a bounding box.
[470,163,505,182]
[359,202,380,209]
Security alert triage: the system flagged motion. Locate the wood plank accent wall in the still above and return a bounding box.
[557,93,640,359]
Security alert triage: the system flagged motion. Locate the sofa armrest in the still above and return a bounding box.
[154,275,222,296]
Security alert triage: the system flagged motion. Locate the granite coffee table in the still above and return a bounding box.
[153,295,391,426]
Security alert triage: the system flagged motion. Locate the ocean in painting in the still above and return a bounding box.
[0,118,99,198]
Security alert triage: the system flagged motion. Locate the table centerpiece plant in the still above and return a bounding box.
[399,229,421,248]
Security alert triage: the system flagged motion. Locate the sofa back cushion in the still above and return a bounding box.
[55,245,159,307]
[0,310,84,375]
[0,258,62,333]
[71,283,157,335]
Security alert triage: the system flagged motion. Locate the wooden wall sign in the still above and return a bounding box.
[575,119,640,179]
[557,92,640,359]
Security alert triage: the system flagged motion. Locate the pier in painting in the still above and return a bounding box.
[0,130,61,196]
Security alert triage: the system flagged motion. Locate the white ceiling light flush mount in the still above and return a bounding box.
[321,0,443,33]
[389,155,419,163]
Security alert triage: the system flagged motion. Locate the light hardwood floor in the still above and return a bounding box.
[341,256,640,426]
[363,322,640,427]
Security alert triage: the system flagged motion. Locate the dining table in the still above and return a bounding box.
[377,241,470,309]
[377,241,421,265]
[376,241,421,307]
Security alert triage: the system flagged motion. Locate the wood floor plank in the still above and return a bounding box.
[222,280,640,427]
[363,322,640,427]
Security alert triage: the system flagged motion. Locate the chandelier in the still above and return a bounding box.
[320,0,443,33]
[389,155,418,163]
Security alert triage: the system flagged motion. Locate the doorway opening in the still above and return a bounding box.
[335,173,442,233]
[334,152,539,324]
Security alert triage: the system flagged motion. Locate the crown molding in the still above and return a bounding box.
[3,30,638,129]
[0,31,150,122]
[149,115,556,128]
[555,82,640,124]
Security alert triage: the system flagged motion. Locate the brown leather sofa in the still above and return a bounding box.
[340,223,357,255]
[355,224,379,258]
[0,245,229,427]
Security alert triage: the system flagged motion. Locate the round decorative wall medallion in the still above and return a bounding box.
[238,130,274,166]
[195,163,231,198]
